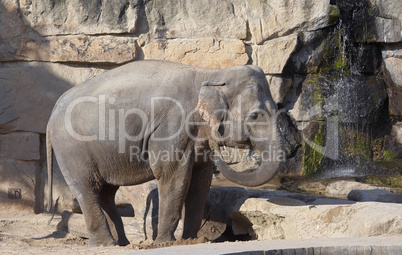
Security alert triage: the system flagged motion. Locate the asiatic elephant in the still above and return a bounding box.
[46,60,284,246]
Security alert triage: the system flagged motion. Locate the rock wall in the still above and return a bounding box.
[0,0,401,212]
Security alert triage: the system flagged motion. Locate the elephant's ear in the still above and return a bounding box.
[196,81,227,132]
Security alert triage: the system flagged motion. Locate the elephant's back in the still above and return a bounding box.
[53,60,212,114]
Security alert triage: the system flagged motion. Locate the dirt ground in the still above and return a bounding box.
[0,211,212,255]
[0,211,127,254]
[0,177,277,255]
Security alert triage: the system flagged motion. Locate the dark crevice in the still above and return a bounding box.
[118,3,130,22]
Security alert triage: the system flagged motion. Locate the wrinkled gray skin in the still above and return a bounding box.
[47,60,282,246]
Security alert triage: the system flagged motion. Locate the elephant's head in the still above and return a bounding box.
[196,65,284,187]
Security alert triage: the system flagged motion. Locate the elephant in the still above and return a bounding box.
[46,60,284,246]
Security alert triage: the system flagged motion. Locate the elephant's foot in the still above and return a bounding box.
[154,234,176,244]
[117,236,130,246]
[88,234,117,247]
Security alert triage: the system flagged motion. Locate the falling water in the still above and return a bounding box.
[307,1,388,179]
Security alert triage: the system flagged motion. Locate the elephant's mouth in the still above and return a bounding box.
[218,146,262,173]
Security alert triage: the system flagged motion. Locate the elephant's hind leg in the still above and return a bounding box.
[76,185,117,246]
[99,184,130,246]
[57,156,117,246]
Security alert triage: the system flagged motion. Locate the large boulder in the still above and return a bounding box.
[231,197,402,240]
[326,180,391,197]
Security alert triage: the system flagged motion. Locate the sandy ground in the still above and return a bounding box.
[0,211,214,255]
[0,211,135,254]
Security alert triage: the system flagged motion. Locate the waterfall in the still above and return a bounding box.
[302,0,389,179]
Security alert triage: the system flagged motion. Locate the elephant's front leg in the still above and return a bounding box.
[182,161,213,239]
[154,149,194,244]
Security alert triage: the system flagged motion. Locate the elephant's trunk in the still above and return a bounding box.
[209,126,283,187]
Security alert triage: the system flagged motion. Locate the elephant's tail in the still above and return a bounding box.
[46,124,53,214]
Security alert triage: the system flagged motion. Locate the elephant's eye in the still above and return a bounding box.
[248,112,259,120]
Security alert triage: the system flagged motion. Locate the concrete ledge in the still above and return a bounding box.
[125,236,402,255]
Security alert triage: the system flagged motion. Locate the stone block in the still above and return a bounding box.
[145,0,246,40]
[368,0,402,43]
[142,38,248,69]
[255,34,299,74]
[384,57,402,87]
[384,122,402,158]
[392,123,402,145]
[0,132,39,160]
[388,87,402,117]
[0,34,137,64]
[266,75,292,104]
[0,62,107,133]
[19,0,138,36]
[0,159,38,211]
[242,0,336,44]
[0,0,27,40]
[371,17,402,43]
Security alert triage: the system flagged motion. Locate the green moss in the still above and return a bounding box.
[297,185,307,191]
[371,177,382,186]
[362,175,402,189]
[334,55,348,73]
[304,75,325,119]
[302,123,326,176]
[329,5,341,24]
[313,86,323,112]
[316,27,351,75]
[386,176,402,188]
[383,150,395,161]
[320,38,337,73]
